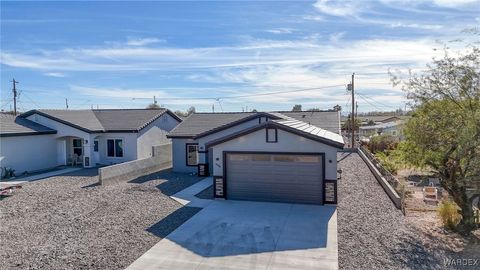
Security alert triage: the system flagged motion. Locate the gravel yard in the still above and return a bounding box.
[0,168,202,270]
[337,152,449,270]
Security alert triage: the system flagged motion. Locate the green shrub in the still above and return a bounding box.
[368,135,399,153]
[375,151,399,174]
[438,200,461,230]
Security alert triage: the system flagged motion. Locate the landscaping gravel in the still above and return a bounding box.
[337,152,449,270]
[0,168,202,270]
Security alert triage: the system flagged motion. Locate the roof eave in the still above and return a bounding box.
[19,110,95,133]
[193,112,281,140]
[205,122,344,149]
[0,130,57,137]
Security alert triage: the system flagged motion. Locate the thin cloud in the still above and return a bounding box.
[266,28,295,34]
[389,22,443,30]
[44,72,66,77]
[126,37,165,46]
[313,0,360,17]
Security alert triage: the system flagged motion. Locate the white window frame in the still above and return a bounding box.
[106,138,124,158]
[186,143,199,166]
[93,140,99,152]
[72,138,83,156]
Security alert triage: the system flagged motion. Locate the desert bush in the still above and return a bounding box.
[375,151,399,174]
[438,200,461,230]
[368,135,399,153]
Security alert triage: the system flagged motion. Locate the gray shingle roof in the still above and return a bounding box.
[20,109,177,133]
[168,111,341,138]
[167,112,257,137]
[0,114,56,137]
[280,111,340,134]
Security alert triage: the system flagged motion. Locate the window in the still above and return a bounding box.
[273,155,295,162]
[266,128,277,143]
[186,144,198,166]
[94,140,99,152]
[107,139,123,158]
[72,139,83,156]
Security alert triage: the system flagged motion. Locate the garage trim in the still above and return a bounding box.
[221,151,326,204]
[205,121,344,149]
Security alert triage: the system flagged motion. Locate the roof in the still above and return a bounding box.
[279,111,340,134]
[273,118,344,146]
[205,118,344,149]
[167,112,260,138]
[20,109,181,133]
[168,110,340,138]
[359,121,404,130]
[341,115,401,123]
[0,114,57,137]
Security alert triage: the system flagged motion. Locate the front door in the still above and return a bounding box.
[57,140,66,165]
[93,140,99,165]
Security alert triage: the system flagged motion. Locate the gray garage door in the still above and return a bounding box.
[226,153,323,204]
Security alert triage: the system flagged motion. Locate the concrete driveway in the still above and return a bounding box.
[127,200,338,270]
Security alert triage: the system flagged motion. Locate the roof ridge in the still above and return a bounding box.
[192,112,254,114]
[275,110,336,113]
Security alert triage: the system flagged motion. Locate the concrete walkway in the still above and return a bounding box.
[127,200,338,270]
[170,177,213,208]
[1,167,83,184]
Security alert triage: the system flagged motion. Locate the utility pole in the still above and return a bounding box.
[11,78,18,115]
[212,104,215,113]
[153,96,157,105]
[355,101,358,120]
[350,73,355,148]
[65,98,69,109]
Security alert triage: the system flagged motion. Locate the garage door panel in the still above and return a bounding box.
[226,153,323,204]
[227,169,321,178]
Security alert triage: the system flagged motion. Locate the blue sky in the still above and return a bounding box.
[1,0,479,113]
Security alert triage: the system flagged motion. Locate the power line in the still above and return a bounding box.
[21,93,41,108]
[356,93,401,109]
[1,99,13,110]
[16,84,345,108]
[129,84,346,101]
[357,94,389,111]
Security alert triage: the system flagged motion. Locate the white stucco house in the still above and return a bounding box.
[359,120,405,141]
[0,109,181,175]
[167,110,344,205]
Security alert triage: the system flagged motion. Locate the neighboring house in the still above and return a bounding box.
[341,115,401,126]
[167,110,344,205]
[0,109,181,174]
[0,113,58,174]
[359,121,405,140]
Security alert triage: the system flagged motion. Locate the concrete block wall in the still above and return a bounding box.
[98,143,172,185]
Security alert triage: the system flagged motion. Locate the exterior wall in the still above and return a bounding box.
[26,113,94,167]
[196,118,262,165]
[0,134,57,174]
[171,138,197,173]
[196,118,261,152]
[210,128,339,180]
[171,117,262,173]
[93,133,138,165]
[137,113,180,159]
[99,143,172,185]
[26,114,90,139]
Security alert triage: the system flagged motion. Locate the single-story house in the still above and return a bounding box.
[167,110,344,205]
[341,115,402,126]
[0,109,181,175]
[359,120,405,139]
